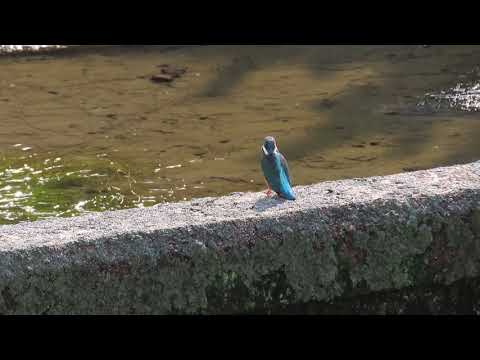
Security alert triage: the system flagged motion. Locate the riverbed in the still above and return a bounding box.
[1,45,479,224]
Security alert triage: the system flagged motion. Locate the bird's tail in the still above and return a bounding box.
[280,185,296,201]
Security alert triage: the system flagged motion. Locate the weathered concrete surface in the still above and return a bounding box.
[0,161,479,314]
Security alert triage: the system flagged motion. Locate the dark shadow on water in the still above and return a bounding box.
[199,56,258,98]
[254,196,288,212]
[183,45,480,168]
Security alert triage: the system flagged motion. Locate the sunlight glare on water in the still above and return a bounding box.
[426,82,480,112]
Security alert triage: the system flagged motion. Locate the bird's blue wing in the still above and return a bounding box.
[279,153,292,186]
[261,153,296,200]
[261,155,280,191]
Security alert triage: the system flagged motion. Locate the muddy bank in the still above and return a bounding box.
[0,45,198,57]
[0,45,67,54]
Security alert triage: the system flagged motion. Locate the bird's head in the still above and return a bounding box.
[262,136,278,156]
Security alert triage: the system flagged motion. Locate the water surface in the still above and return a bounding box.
[1,45,479,224]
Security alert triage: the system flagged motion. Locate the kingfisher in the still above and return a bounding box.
[260,136,296,200]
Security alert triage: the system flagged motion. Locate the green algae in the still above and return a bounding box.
[0,152,155,225]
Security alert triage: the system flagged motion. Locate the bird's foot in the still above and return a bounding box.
[265,189,273,197]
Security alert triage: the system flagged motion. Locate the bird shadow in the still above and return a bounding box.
[253,196,288,212]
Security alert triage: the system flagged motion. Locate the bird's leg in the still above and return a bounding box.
[264,179,273,197]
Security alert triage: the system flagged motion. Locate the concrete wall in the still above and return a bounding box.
[0,161,479,314]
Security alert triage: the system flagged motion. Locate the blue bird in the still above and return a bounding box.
[260,136,296,200]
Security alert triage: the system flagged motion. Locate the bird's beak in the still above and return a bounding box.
[262,145,269,156]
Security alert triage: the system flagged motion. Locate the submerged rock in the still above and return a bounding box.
[151,74,175,83]
[150,64,188,83]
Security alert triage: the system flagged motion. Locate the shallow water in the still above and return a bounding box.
[1,45,480,224]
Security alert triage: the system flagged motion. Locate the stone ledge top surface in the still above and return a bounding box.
[0,161,479,252]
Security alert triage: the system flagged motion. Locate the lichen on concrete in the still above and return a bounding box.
[0,161,479,314]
